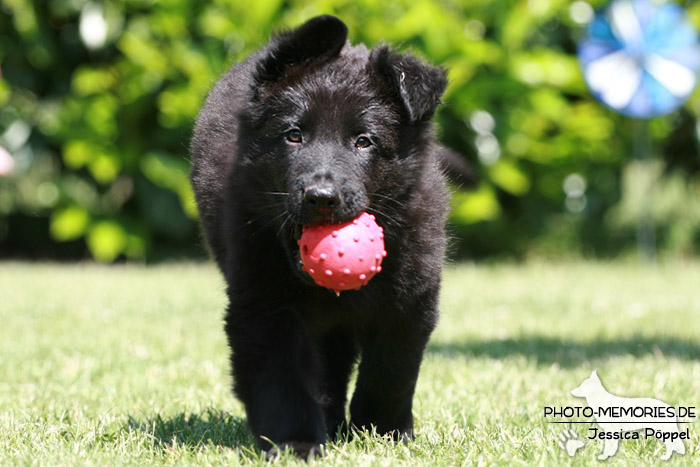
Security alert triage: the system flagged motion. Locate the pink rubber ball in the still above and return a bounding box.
[299,212,387,293]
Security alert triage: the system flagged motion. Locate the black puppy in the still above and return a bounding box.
[190,15,450,458]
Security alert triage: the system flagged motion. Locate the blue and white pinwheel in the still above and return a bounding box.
[578,0,700,119]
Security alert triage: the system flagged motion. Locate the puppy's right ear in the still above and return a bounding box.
[254,15,348,85]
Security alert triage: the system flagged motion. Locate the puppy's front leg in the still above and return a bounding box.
[349,308,436,440]
[225,304,326,457]
[318,329,359,439]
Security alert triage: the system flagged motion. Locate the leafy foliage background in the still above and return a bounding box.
[1,0,700,262]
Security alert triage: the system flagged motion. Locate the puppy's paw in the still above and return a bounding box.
[398,429,414,443]
[266,441,323,461]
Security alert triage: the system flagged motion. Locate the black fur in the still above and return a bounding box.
[190,15,450,458]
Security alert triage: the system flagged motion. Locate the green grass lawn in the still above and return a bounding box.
[1,261,698,465]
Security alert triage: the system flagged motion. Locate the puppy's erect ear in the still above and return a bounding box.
[371,46,447,123]
[255,15,348,85]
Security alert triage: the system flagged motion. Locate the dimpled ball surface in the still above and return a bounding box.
[299,212,387,293]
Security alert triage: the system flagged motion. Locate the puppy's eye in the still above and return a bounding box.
[286,129,302,143]
[355,136,372,149]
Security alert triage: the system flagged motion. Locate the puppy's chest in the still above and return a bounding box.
[297,290,386,332]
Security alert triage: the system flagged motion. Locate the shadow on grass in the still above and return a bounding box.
[427,335,700,366]
[127,408,258,454]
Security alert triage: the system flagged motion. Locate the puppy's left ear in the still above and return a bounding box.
[371,47,447,123]
[255,15,348,85]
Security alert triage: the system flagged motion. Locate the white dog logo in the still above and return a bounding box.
[571,370,686,460]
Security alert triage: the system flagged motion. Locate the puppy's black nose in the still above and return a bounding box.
[304,185,341,212]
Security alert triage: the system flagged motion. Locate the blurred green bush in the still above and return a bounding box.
[1,0,699,262]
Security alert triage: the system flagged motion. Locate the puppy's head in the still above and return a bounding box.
[240,15,446,267]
